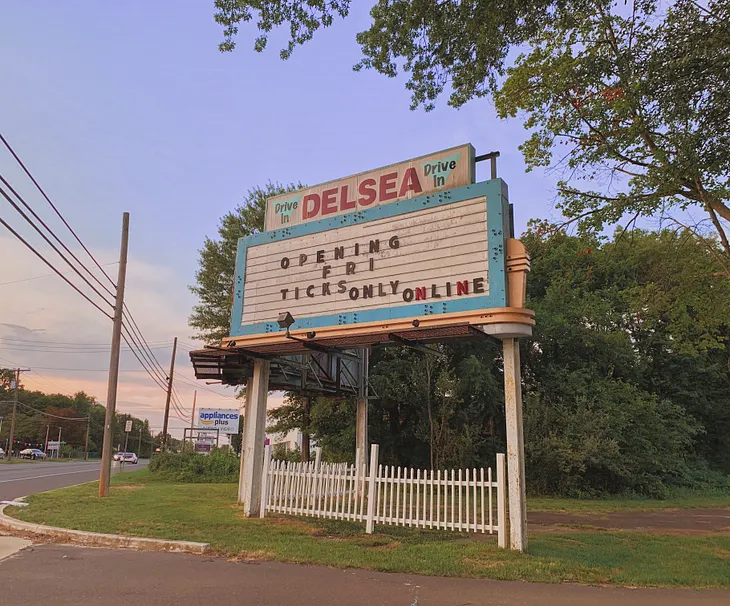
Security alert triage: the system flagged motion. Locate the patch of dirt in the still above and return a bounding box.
[226,550,275,563]
[112,485,144,491]
[529,507,730,534]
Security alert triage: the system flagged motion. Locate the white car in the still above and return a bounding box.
[121,452,138,464]
[0,447,5,459]
[113,452,124,461]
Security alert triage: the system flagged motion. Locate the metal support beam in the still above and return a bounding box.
[388,333,445,358]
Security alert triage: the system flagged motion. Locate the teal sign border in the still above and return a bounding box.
[230,179,510,337]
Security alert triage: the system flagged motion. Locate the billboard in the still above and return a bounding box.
[227,176,520,347]
[265,144,475,230]
[196,408,240,434]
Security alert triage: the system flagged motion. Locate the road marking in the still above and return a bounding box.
[0,468,102,484]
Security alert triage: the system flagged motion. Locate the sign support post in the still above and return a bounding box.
[503,336,527,552]
[355,348,369,474]
[239,359,270,516]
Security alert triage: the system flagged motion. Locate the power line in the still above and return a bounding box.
[0,177,116,306]
[16,401,88,421]
[0,132,116,289]
[0,262,119,287]
[0,133,176,412]
[0,216,114,320]
[0,170,116,303]
[0,337,172,347]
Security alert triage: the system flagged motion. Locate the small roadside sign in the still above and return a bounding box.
[125,420,133,433]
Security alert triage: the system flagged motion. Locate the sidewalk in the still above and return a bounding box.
[2,543,729,605]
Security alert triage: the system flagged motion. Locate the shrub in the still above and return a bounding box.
[148,448,239,483]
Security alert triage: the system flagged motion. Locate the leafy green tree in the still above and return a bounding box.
[189,182,301,343]
[214,1,729,263]
[495,0,730,264]
[0,368,20,389]
[521,225,730,494]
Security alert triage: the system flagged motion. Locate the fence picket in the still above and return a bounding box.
[376,464,383,523]
[388,465,395,525]
[259,446,507,546]
[484,467,489,533]
[465,468,470,533]
[359,462,366,520]
[472,468,478,533]
[415,469,421,528]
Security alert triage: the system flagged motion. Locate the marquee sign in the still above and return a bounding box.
[265,144,475,230]
[227,169,530,347]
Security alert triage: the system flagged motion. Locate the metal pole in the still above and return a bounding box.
[121,430,129,473]
[161,337,178,452]
[57,427,62,459]
[84,417,90,461]
[189,390,197,450]
[99,212,130,497]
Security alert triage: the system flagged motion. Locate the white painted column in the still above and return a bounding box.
[502,337,527,552]
[239,359,271,516]
[355,347,369,470]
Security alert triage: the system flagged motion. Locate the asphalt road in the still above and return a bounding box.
[0,459,148,501]
[1,544,728,606]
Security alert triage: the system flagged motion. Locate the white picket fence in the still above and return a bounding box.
[260,444,507,547]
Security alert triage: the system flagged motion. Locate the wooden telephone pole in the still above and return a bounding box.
[99,212,129,497]
[161,337,177,452]
[7,368,30,459]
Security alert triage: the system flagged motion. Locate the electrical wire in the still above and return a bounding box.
[0,262,118,287]
[0,217,113,319]
[0,174,116,303]
[0,133,176,403]
[16,401,88,421]
[0,132,116,289]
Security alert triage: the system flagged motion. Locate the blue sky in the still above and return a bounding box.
[0,1,557,432]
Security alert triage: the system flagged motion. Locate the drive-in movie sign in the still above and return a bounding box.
[226,143,533,347]
[196,408,240,434]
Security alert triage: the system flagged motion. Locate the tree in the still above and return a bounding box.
[214,1,729,263]
[495,0,730,265]
[521,225,730,494]
[214,0,573,108]
[0,368,20,389]
[189,181,301,343]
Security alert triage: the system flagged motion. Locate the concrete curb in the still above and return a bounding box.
[0,503,210,555]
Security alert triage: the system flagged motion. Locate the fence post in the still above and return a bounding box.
[365,443,379,534]
[259,444,272,519]
[314,446,322,469]
[496,453,507,549]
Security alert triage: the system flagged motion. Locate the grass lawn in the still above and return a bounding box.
[7,468,730,589]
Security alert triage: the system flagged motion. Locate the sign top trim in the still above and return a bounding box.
[265,144,475,230]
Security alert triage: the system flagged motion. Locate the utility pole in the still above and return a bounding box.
[7,368,29,459]
[44,424,50,454]
[99,212,130,497]
[138,426,142,457]
[84,417,90,461]
[189,390,197,450]
[56,426,62,459]
[161,337,177,452]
